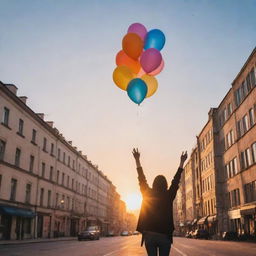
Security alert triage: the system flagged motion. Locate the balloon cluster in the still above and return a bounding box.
[113,23,165,105]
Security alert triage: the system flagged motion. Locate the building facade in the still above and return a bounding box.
[0,82,128,240]
[175,47,256,238]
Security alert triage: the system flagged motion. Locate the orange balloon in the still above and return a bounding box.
[116,50,141,74]
[137,68,146,78]
[122,33,143,60]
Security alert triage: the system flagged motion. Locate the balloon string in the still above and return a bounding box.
[136,105,141,147]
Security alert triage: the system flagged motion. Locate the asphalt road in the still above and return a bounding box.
[0,236,256,256]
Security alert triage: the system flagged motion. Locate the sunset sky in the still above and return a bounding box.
[1,0,256,211]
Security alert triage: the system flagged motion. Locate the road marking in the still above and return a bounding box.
[102,246,128,256]
[172,246,188,256]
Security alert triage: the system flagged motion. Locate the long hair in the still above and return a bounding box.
[152,175,168,193]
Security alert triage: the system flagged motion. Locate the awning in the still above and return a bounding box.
[240,205,256,216]
[197,216,208,225]
[207,215,216,223]
[192,218,198,225]
[0,205,35,218]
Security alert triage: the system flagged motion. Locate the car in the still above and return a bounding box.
[106,231,115,237]
[78,226,100,241]
[185,231,193,238]
[133,231,140,235]
[193,229,210,239]
[121,231,129,236]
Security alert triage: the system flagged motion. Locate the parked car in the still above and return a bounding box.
[222,231,238,241]
[106,231,115,237]
[121,231,129,236]
[78,226,100,241]
[133,231,140,235]
[193,229,210,239]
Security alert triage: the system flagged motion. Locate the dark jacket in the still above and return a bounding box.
[136,166,183,243]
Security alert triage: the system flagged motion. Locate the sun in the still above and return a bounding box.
[124,193,142,211]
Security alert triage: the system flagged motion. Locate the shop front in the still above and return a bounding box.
[207,215,217,235]
[240,205,256,235]
[0,204,35,240]
[228,209,242,235]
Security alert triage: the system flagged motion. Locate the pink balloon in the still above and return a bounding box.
[128,23,147,41]
[140,48,162,73]
[149,59,164,76]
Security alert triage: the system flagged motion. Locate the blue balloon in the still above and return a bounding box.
[144,29,166,51]
[127,78,148,105]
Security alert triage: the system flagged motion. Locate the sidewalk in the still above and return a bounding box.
[0,236,76,246]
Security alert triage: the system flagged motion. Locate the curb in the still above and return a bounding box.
[0,237,77,246]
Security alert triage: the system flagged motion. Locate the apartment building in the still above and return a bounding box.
[0,81,127,240]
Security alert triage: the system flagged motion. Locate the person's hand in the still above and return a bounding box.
[132,148,140,161]
[179,151,187,168]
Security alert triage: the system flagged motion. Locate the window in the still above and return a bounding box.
[250,68,256,87]
[2,107,10,126]
[55,193,59,207]
[50,143,54,156]
[72,178,74,190]
[244,181,256,203]
[226,130,234,149]
[15,148,21,167]
[29,155,34,172]
[249,108,255,127]
[242,115,249,133]
[237,120,243,137]
[41,162,46,178]
[246,148,252,166]
[25,183,31,204]
[56,170,60,183]
[67,175,70,188]
[31,129,37,144]
[0,140,6,160]
[57,148,60,160]
[43,137,47,152]
[47,190,51,207]
[62,173,65,185]
[72,160,75,169]
[252,142,256,163]
[18,119,24,135]
[10,178,17,201]
[49,166,53,181]
[235,89,241,106]
[68,156,70,167]
[227,103,233,116]
[63,152,66,164]
[67,196,70,210]
[40,188,44,206]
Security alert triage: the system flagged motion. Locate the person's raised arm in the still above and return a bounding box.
[169,151,188,197]
[132,148,149,193]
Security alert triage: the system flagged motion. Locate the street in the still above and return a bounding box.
[0,236,256,256]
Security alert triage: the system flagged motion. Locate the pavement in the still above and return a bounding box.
[0,235,256,256]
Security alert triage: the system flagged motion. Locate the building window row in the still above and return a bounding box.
[225,129,235,149]
[226,188,240,208]
[219,102,233,127]
[225,157,238,179]
[240,143,256,170]
[237,107,255,138]
[235,67,256,106]
[202,174,214,193]
[203,198,215,216]
[244,180,256,203]
[201,151,213,171]
[200,129,213,152]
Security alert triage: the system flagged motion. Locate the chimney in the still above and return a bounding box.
[37,113,44,120]
[79,150,82,154]
[46,121,54,127]
[19,96,27,104]
[68,141,72,145]
[5,84,18,95]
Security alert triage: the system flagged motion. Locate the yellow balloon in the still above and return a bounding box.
[113,66,134,90]
[141,75,158,98]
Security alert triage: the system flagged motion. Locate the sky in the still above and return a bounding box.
[0,0,256,210]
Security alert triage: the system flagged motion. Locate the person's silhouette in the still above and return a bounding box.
[132,148,187,256]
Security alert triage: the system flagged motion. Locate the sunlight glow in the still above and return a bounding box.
[124,193,142,211]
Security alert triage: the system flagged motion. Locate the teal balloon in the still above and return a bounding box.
[127,78,148,105]
[144,29,166,51]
